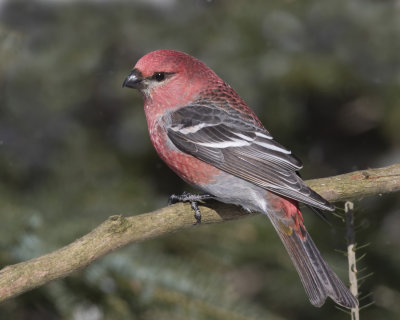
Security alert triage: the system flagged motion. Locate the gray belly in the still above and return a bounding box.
[196,172,268,213]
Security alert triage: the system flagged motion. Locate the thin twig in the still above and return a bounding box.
[345,201,359,320]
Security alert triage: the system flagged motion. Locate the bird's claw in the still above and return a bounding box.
[168,192,214,225]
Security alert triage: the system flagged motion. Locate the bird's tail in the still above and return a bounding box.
[265,200,358,308]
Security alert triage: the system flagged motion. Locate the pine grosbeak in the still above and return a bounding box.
[123,50,358,308]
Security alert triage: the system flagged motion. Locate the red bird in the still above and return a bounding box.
[123,50,358,308]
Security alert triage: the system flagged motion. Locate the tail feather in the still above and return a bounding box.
[266,211,358,308]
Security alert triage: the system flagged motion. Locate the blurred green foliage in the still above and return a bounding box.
[0,0,399,319]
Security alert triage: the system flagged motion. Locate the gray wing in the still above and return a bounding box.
[166,103,334,211]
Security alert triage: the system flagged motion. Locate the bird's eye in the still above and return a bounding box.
[152,72,166,82]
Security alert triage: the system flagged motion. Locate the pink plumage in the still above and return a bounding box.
[123,50,358,308]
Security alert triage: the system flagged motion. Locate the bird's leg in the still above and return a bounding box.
[168,192,214,224]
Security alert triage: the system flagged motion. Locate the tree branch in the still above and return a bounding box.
[1,163,399,302]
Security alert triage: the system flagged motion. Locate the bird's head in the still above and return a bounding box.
[123,50,220,107]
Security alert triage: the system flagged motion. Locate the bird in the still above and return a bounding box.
[122,49,358,308]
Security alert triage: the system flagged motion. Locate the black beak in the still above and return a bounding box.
[122,69,144,89]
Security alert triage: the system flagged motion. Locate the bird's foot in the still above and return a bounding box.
[168,192,214,224]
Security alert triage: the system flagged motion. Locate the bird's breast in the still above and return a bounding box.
[147,115,221,186]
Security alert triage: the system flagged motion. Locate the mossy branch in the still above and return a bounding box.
[1,163,399,302]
